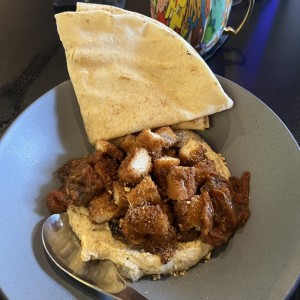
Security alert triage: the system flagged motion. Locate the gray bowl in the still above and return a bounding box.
[0,77,299,300]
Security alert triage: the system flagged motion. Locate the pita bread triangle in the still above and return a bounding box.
[76,3,210,131]
[55,4,233,143]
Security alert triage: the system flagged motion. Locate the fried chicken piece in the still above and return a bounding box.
[173,195,203,231]
[194,158,217,186]
[121,204,177,263]
[112,181,130,216]
[173,129,203,147]
[153,156,180,192]
[94,157,118,190]
[155,126,179,149]
[118,134,139,154]
[120,217,146,245]
[89,191,119,224]
[118,148,152,184]
[122,204,170,236]
[144,225,177,263]
[127,176,161,207]
[95,139,124,161]
[178,139,206,166]
[167,166,196,201]
[136,129,165,158]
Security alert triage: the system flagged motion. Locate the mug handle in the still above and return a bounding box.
[224,0,255,35]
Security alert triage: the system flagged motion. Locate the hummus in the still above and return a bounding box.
[67,205,213,281]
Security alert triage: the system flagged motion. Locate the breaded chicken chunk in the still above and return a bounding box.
[89,191,119,224]
[118,148,152,184]
[118,134,139,154]
[143,225,177,263]
[194,159,217,186]
[173,195,203,231]
[127,176,161,207]
[95,139,124,161]
[179,139,206,166]
[120,220,146,245]
[154,156,180,192]
[136,129,165,158]
[122,204,170,236]
[167,166,196,201]
[155,126,179,149]
[112,181,130,216]
[173,129,203,147]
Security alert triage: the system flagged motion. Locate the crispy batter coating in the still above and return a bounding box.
[120,218,146,245]
[95,139,124,161]
[112,181,130,216]
[89,191,119,224]
[194,158,217,186]
[143,226,177,263]
[118,148,152,184]
[118,134,139,154]
[153,156,180,192]
[127,176,161,207]
[94,157,118,190]
[122,204,170,236]
[121,204,177,263]
[173,195,203,231]
[136,129,165,158]
[155,126,179,149]
[179,139,206,166]
[173,129,203,147]
[167,166,196,201]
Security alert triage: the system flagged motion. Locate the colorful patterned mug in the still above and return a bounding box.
[150,0,254,56]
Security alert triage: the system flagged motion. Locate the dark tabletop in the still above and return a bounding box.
[0,0,299,298]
